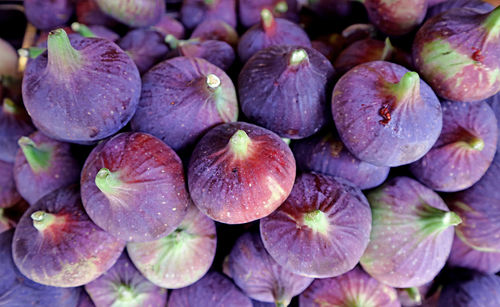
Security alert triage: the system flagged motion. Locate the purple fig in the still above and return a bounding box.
[397,284,432,307]
[180,0,237,29]
[410,101,498,192]
[77,291,95,307]
[360,177,461,288]
[71,22,120,42]
[301,0,353,18]
[152,14,186,39]
[127,204,216,289]
[85,252,167,307]
[191,19,239,47]
[12,186,125,287]
[24,0,74,31]
[0,160,21,209]
[427,0,494,19]
[188,122,296,224]
[239,46,333,139]
[489,92,500,150]
[0,98,35,163]
[22,29,141,144]
[239,0,299,28]
[332,61,442,167]
[448,234,500,274]
[362,0,427,36]
[413,6,500,102]
[95,0,165,27]
[131,57,238,152]
[260,173,372,278]
[81,132,190,242]
[237,9,311,63]
[168,272,252,307]
[291,131,389,190]
[341,23,378,45]
[76,0,117,27]
[118,29,169,74]
[227,232,313,306]
[299,267,400,307]
[0,38,20,84]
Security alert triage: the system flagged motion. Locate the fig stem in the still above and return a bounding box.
[165,34,179,49]
[31,211,56,232]
[303,210,329,235]
[117,284,136,301]
[2,98,20,115]
[274,1,288,13]
[275,302,286,307]
[463,136,485,151]
[418,204,462,236]
[381,37,394,61]
[47,29,82,71]
[229,130,251,159]
[18,47,46,59]
[281,138,291,145]
[95,168,122,195]
[261,9,276,33]
[289,49,309,66]
[71,22,96,38]
[405,287,422,304]
[388,71,420,103]
[204,0,215,6]
[18,136,51,173]
[206,74,221,90]
[483,6,500,37]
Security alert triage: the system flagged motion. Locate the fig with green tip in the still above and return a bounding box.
[151,14,185,39]
[24,0,74,31]
[180,0,237,29]
[95,0,165,27]
[0,98,35,163]
[0,160,21,209]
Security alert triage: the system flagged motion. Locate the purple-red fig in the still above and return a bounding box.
[76,0,116,27]
[180,0,237,29]
[95,0,165,27]
[0,98,35,163]
[239,0,299,28]
[448,234,500,274]
[24,0,73,31]
[0,160,21,209]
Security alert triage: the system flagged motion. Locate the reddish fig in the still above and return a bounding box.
[448,234,500,274]
[95,0,165,27]
[180,0,237,29]
[0,160,20,209]
[76,0,116,27]
[24,0,74,30]
[0,98,35,163]
[239,0,299,28]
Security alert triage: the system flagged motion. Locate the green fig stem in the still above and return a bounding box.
[261,9,276,33]
[275,302,286,307]
[165,34,180,49]
[204,0,215,6]
[18,47,46,59]
[274,1,288,13]
[95,168,122,195]
[71,22,96,38]
[418,204,462,236]
[47,29,82,71]
[381,37,394,61]
[31,211,56,232]
[461,135,485,151]
[206,74,221,90]
[2,98,20,115]
[18,137,51,173]
[483,6,500,38]
[303,210,329,235]
[117,284,136,301]
[281,138,291,145]
[229,130,251,159]
[405,287,422,304]
[289,49,309,66]
[387,71,421,103]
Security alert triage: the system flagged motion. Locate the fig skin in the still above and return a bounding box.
[127,204,217,289]
[14,131,81,205]
[118,29,169,74]
[24,0,74,31]
[448,234,500,274]
[360,177,461,288]
[81,132,190,242]
[410,101,498,192]
[226,232,313,306]
[95,0,165,27]
[12,185,125,287]
[188,122,296,224]
[85,252,167,307]
[413,6,500,102]
[167,38,236,71]
[239,46,334,139]
[77,291,95,307]
[0,160,21,209]
[260,173,372,278]
[76,0,117,27]
[299,267,400,307]
[427,0,494,19]
[191,20,239,48]
[362,0,427,36]
[168,272,252,307]
[237,10,311,63]
[0,230,81,307]
[239,0,299,28]
[22,29,141,144]
[332,61,442,167]
[291,131,389,190]
[0,98,35,163]
[180,0,237,29]
[131,57,238,152]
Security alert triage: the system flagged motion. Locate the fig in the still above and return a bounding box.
[152,14,186,39]
[332,61,442,167]
[428,0,447,6]
[301,0,353,18]
[427,0,494,19]
[0,200,29,234]
[167,272,252,307]
[22,29,141,144]
[12,186,125,287]
[410,100,498,192]
[299,267,400,307]
[0,230,81,307]
[291,131,390,190]
[191,20,239,48]
[188,122,296,224]
[237,9,311,63]
[360,177,461,288]
[118,29,169,74]
[396,284,432,307]
[180,0,237,29]
[95,0,165,27]
[85,252,167,307]
[70,22,120,42]
[127,204,216,289]
[226,232,313,306]
[239,0,299,28]
[448,234,500,274]
[0,98,35,163]
[14,132,81,205]
[0,38,20,86]
[24,0,74,31]
[413,6,500,102]
[76,0,117,27]
[0,160,21,209]
[239,46,334,139]
[81,132,190,242]
[260,172,372,278]
[311,34,345,61]
[77,291,95,307]
[130,57,238,152]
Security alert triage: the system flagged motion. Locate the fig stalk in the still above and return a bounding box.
[303,210,329,235]
[71,22,97,38]
[165,34,180,49]
[95,168,122,195]
[2,98,19,115]
[404,287,422,304]
[388,71,421,102]
[18,47,46,59]
[418,204,462,236]
[229,130,251,159]
[274,1,288,13]
[31,211,56,231]
[18,136,51,173]
[381,37,394,60]
[261,9,276,34]
[461,135,485,151]
[47,29,82,71]
[289,49,309,66]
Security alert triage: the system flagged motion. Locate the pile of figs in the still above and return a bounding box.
[1,0,500,306]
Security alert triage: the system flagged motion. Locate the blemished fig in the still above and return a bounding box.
[239,0,299,28]
[24,0,74,31]
[0,98,35,163]
[118,29,169,74]
[188,122,296,224]
[332,61,442,167]
[95,0,165,27]
[0,160,21,209]
[22,29,141,144]
[191,20,239,47]
[180,0,237,29]
[448,234,500,274]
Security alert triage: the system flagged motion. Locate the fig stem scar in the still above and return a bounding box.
[303,210,329,235]
[165,34,179,49]
[229,130,251,159]
[31,211,56,231]
[206,74,221,90]
[18,136,51,173]
[95,168,122,195]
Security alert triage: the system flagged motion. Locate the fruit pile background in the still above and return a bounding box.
[1,0,500,306]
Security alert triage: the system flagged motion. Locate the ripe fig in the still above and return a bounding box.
[24,0,73,31]
[239,0,299,28]
[76,0,116,27]
[118,29,169,74]
[180,0,237,29]
[70,22,120,42]
[448,234,500,274]
[95,0,165,27]
[0,160,21,209]
[427,0,494,19]
[0,98,35,163]
[191,20,239,47]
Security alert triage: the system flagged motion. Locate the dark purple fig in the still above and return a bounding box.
[191,19,239,47]
[118,29,169,74]
[260,173,372,278]
[76,0,116,27]
[81,132,190,242]
[332,61,442,167]
[291,131,389,190]
[188,122,296,224]
[239,46,333,139]
[12,186,125,287]
[85,252,167,307]
[489,92,500,150]
[131,57,238,152]
[0,200,29,234]
[70,22,120,42]
[360,177,461,288]
[0,98,35,163]
[299,267,400,307]
[311,33,346,61]
[227,232,313,306]
[341,23,378,45]
[152,14,186,39]
[413,6,500,102]
[301,0,353,18]
[362,0,427,36]
[127,204,216,289]
[0,230,81,307]
[77,291,95,307]
[410,101,498,192]
[237,9,311,63]
[180,0,237,29]
[239,0,299,28]
[22,29,141,144]
[427,0,494,19]
[0,160,21,209]
[95,0,165,27]
[448,234,500,274]
[428,0,448,5]
[168,272,252,307]
[445,152,500,252]
[24,0,73,31]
